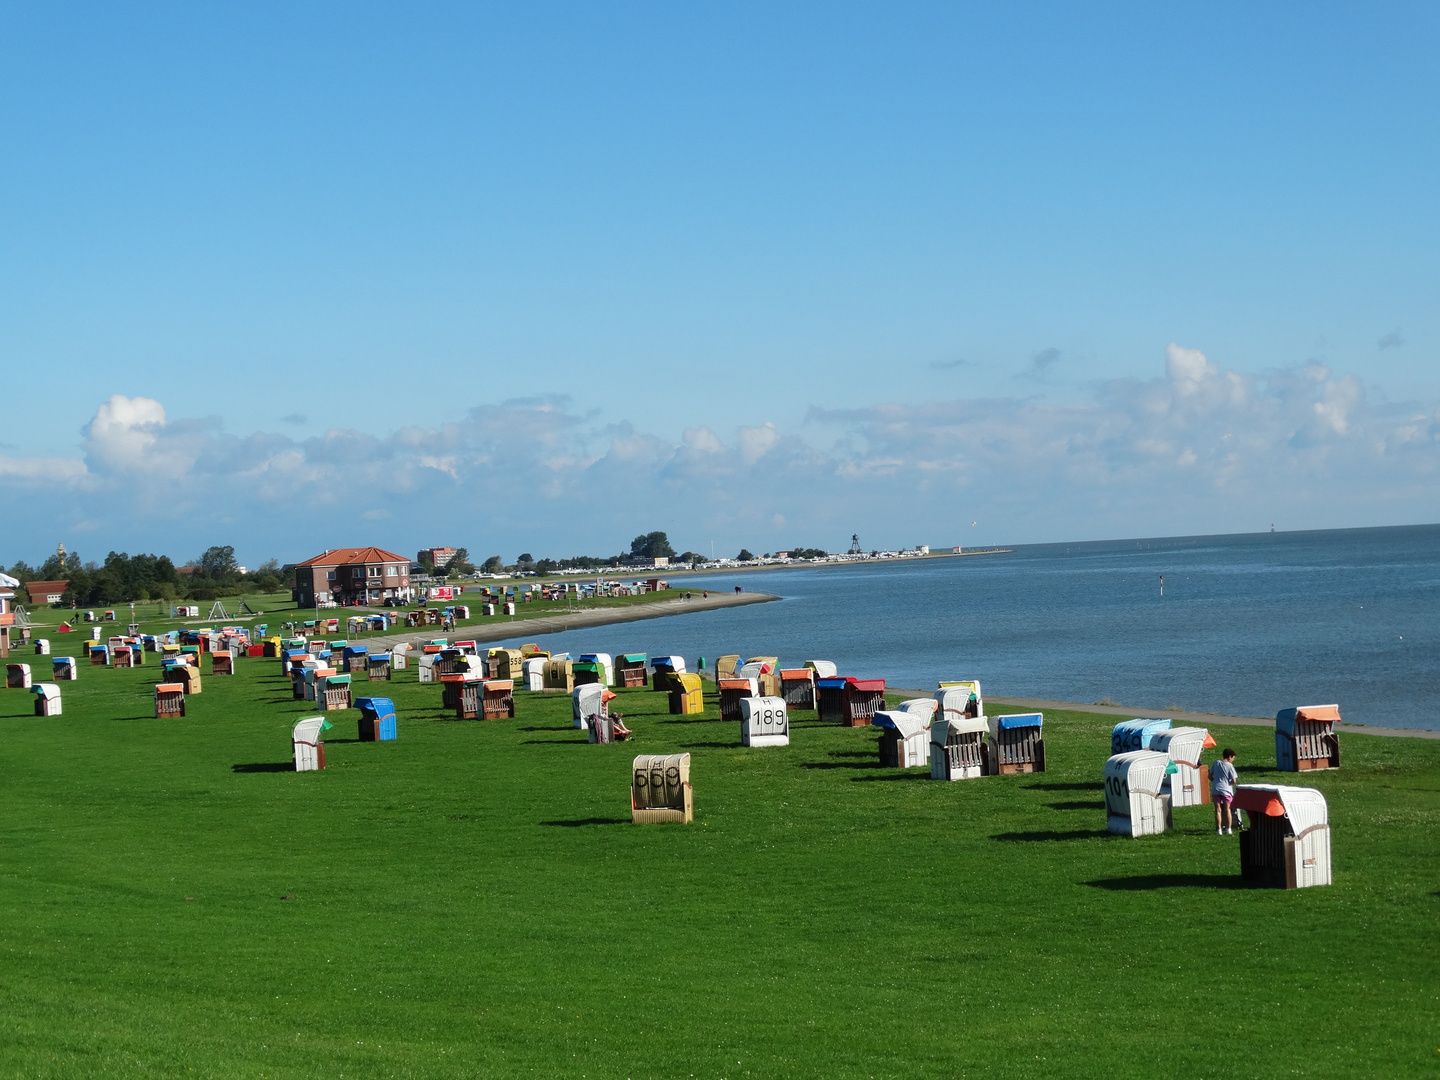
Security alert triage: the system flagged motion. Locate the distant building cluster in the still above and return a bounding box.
[417,547,458,568]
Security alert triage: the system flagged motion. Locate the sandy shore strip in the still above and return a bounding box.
[884,689,1440,740]
[348,590,780,653]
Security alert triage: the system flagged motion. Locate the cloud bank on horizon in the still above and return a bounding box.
[2,344,1436,565]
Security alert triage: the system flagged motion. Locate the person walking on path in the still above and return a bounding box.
[1211,748,1238,835]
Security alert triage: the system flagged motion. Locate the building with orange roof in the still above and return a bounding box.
[292,547,412,608]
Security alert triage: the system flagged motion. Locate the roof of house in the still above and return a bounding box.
[25,580,70,599]
[295,547,409,568]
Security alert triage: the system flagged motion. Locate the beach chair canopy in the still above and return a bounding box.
[805,660,837,678]
[896,698,938,721]
[1232,784,1328,833]
[1149,726,1213,766]
[931,715,988,745]
[293,717,325,744]
[33,683,61,702]
[1104,750,1171,804]
[720,676,759,697]
[1110,718,1172,755]
[872,710,929,740]
[934,686,980,718]
[1275,704,1341,734]
[573,683,609,718]
[356,697,396,722]
[995,712,1043,731]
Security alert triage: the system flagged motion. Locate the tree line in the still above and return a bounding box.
[4,546,287,605]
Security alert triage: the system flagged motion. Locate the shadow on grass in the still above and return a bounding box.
[1085,874,1248,891]
[1048,800,1104,811]
[680,741,741,749]
[1023,782,1096,792]
[232,762,294,773]
[540,817,630,828]
[852,772,927,782]
[659,717,724,726]
[991,829,1110,842]
[522,738,584,745]
[801,761,883,771]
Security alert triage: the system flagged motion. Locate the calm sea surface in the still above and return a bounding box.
[499,525,1440,731]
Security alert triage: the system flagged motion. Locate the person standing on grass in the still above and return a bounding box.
[1211,748,1238,835]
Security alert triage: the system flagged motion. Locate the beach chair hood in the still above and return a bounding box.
[873,710,929,740]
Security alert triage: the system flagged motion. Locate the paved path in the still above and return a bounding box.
[349,591,780,654]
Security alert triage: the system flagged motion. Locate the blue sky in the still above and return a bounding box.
[2,3,1437,566]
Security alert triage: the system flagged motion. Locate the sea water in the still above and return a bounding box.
[500,524,1440,731]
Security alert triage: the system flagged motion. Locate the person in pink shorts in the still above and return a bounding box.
[1211,748,1238,835]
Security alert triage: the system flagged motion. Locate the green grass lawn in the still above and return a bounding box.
[0,653,1436,1078]
[15,585,705,643]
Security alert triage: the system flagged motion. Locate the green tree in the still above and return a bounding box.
[4,560,36,583]
[198,545,238,582]
[737,548,755,561]
[481,555,504,574]
[630,531,676,559]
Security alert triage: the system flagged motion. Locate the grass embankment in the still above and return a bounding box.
[17,586,706,642]
[0,656,1436,1078]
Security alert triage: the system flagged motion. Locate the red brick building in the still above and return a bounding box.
[292,548,412,607]
[25,580,69,605]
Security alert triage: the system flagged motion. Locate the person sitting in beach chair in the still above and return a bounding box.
[612,713,633,741]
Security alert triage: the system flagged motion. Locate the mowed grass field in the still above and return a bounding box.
[0,651,1437,1079]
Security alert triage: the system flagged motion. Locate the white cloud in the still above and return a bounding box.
[0,454,87,484]
[1,346,1436,561]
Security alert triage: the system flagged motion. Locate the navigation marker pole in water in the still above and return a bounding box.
[1160,574,1164,597]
